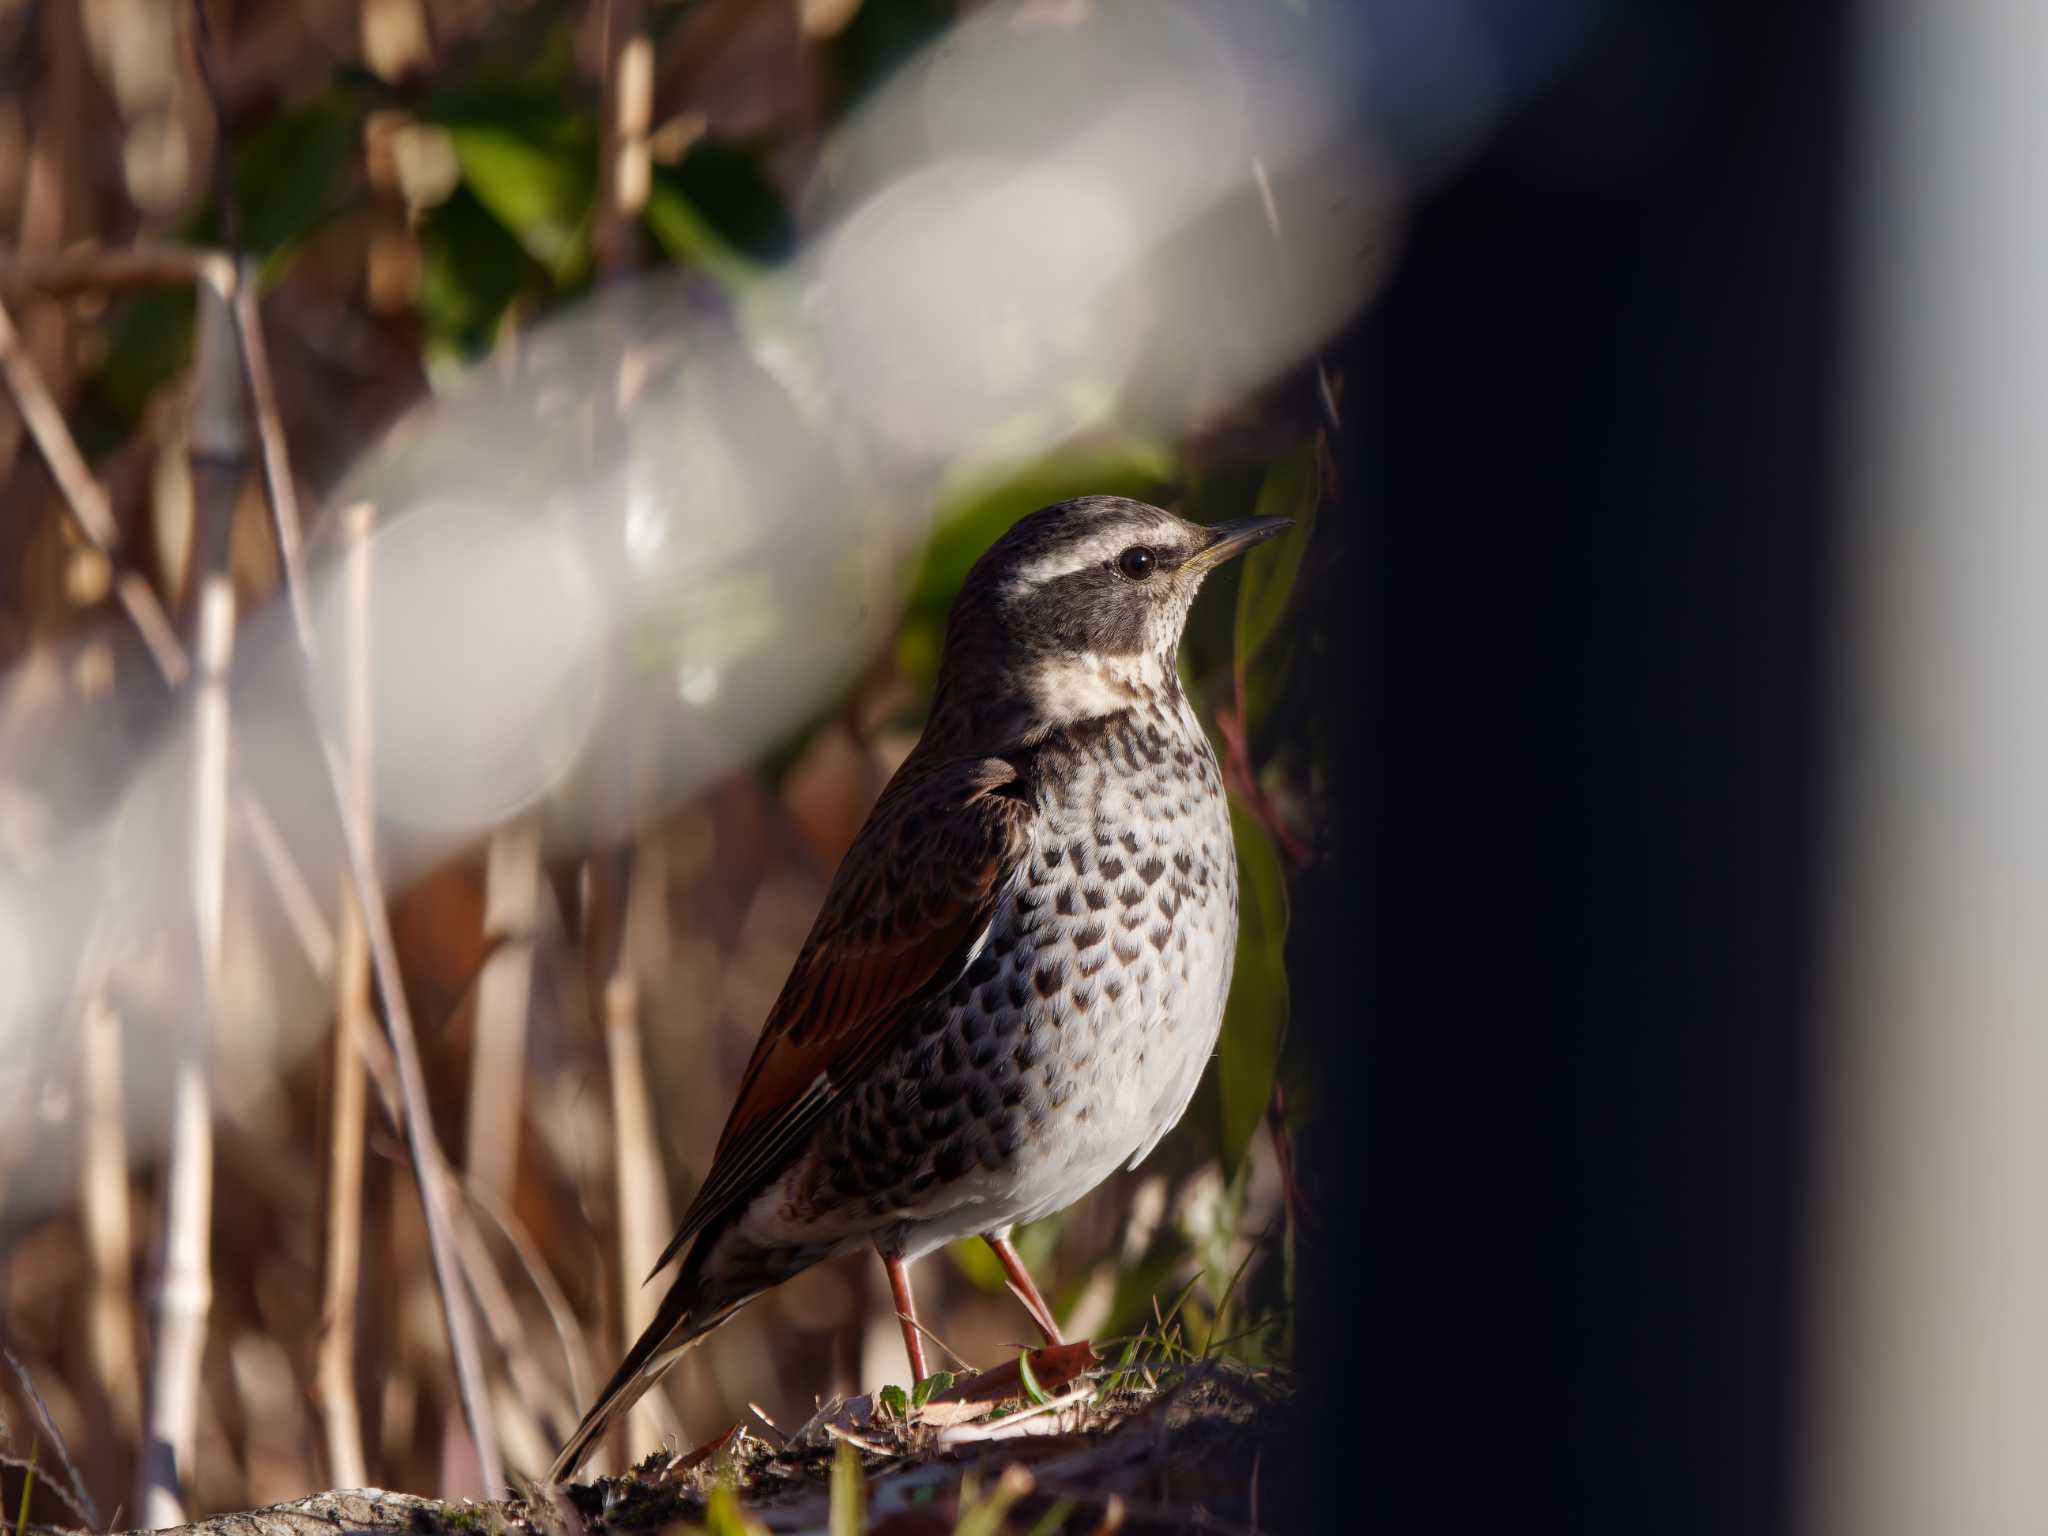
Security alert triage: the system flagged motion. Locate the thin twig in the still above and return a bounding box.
[237,781,337,978]
[0,294,122,555]
[230,271,316,651]
[1,1347,99,1530]
[0,243,218,299]
[439,1169,566,1451]
[461,1179,594,1416]
[0,287,193,681]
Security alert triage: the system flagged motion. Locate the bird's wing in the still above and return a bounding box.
[646,753,1032,1280]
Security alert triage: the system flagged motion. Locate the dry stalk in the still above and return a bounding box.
[465,818,541,1205]
[314,731,505,1495]
[597,0,652,281]
[137,257,248,1525]
[137,575,235,1530]
[0,116,508,1513]
[603,965,677,1460]
[79,987,143,1443]
[461,1178,595,1416]
[590,0,673,1469]
[439,1169,566,1455]
[0,292,191,682]
[229,270,315,650]
[314,502,376,1489]
[1,1345,101,1530]
[237,783,337,979]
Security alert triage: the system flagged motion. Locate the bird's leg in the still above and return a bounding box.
[985,1232,1066,1345]
[877,1247,929,1383]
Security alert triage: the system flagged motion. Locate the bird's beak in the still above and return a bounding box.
[1186,516,1295,573]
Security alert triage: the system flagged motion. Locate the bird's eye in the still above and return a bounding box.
[1116,545,1158,581]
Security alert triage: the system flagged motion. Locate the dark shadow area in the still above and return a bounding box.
[1293,0,1851,1529]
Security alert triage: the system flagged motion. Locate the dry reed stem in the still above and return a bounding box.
[603,963,679,1463]
[440,1172,565,1456]
[0,283,199,681]
[314,502,375,1489]
[137,576,235,1529]
[237,784,337,979]
[589,0,670,1469]
[465,819,541,1205]
[0,293,121,551]
[314,725,505,1495]
[597,0,652,280]
[80,987,143,1444]
[228,268,316,652]
[461,1179,595,1416]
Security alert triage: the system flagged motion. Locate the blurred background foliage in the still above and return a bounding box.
[0,0,1329,1520]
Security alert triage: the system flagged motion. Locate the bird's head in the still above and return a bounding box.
[930,495,1293,743]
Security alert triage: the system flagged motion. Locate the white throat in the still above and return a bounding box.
[1028,649,1174,725]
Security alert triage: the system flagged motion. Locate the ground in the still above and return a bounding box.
[99,1354,1289,1536]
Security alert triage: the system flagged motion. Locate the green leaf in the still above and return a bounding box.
[15,1437,34,1536]
[416,184,536,359]
[446,120,595,281]
[1016,1349,1052,1407]
[911,1370,955,1408]
[828,1440,863,1536]
[89,287,196,427]
[1233,444,1321,676]
[652,144,793,263]
[876,1382,909,1420]
[699,1483,755,1536]
[229,93,363,265]
[946,1234,1008,1291]
[1206,802,1291,1176]
[644,178,762,293]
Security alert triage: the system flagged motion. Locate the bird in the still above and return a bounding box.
[547,495,1291,1481]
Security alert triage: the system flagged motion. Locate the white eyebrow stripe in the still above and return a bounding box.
[1006,528,1159,596]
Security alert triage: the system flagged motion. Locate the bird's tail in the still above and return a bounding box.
[544,1281,740,1484]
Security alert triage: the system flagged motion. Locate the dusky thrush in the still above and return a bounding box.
[549,496,1291,1480]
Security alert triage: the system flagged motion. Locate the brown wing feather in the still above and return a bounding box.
[645,753,1030,1281]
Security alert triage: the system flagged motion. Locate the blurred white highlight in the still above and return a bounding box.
[0,0,1541,1206]
[308,500,603,831]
